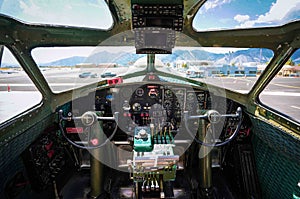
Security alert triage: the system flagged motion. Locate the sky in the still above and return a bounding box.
[0,0,300,62]
[0,0,299,30]
[0,0,113,29]
[194,0,300,30]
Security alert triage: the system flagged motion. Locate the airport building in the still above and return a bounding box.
[176,60,258,77]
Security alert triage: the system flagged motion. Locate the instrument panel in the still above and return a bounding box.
[62,82,250,150]
[91,83,210,133]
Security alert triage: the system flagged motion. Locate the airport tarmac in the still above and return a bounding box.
[0,67,299,123]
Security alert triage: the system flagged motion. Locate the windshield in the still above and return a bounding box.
[259,48,300,122]
[31,45,273,93]
[156,47,274,93]
[31,46,148,92]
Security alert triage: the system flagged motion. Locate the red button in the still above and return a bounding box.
[90,139,99,146]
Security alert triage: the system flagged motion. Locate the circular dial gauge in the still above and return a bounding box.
[135,88,144,97]
[197,93,205,102]
[187,92,195,101]
[174,89,185,102]
[164,89,173,99]
[122,100,130,111]
[163,100,172,109]
[132,102,142,112]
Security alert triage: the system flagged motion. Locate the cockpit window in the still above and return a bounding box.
[259,48,300,122]
[32,46,274,94]
[0,46,42,123]
[0,0,113,29]
[193,0,300,31]
[156,47,274,93]
[31,46,147,93]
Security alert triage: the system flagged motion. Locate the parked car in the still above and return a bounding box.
[289,73,299,77]
[101,72,116,78]
[78,72,98,78]
[79,72,92,78]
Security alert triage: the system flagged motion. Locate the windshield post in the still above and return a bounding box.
[147,54,156,73]
[0,45,3,66]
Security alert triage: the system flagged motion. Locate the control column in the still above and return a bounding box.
[89,115,105,198]
[198,120,213,198]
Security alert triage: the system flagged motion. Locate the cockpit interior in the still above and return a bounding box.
[0,0,299,199]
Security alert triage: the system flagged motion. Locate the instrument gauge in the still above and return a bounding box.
[174,89,185,102]
[197,92,207,109]
[122,100,131,111]
[187,92,195,101]
[175,89,184,96]
[164,89,173,98]
[163,100,172,109]
[197,92,205,101]
[148,88,159,98]
[135,88,144,97]
[132,102,142,112]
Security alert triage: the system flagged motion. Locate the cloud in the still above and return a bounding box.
[234,14,250,23]
[202,0,232,11]
[19,0,41,17]
[256,0,300,23]
[19,1,57,20]
[237,0,300,28]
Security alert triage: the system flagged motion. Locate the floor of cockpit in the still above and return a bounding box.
[59,168,237,199]
[60,170,91,199]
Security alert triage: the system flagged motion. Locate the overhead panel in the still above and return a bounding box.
[131,0,183,54]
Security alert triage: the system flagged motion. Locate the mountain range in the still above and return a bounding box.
[2,48,300,67]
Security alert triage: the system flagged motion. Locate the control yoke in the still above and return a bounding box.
[184,107,242,147]
[58,110,119,149]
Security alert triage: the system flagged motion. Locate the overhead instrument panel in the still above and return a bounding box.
[131,0,184,54]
